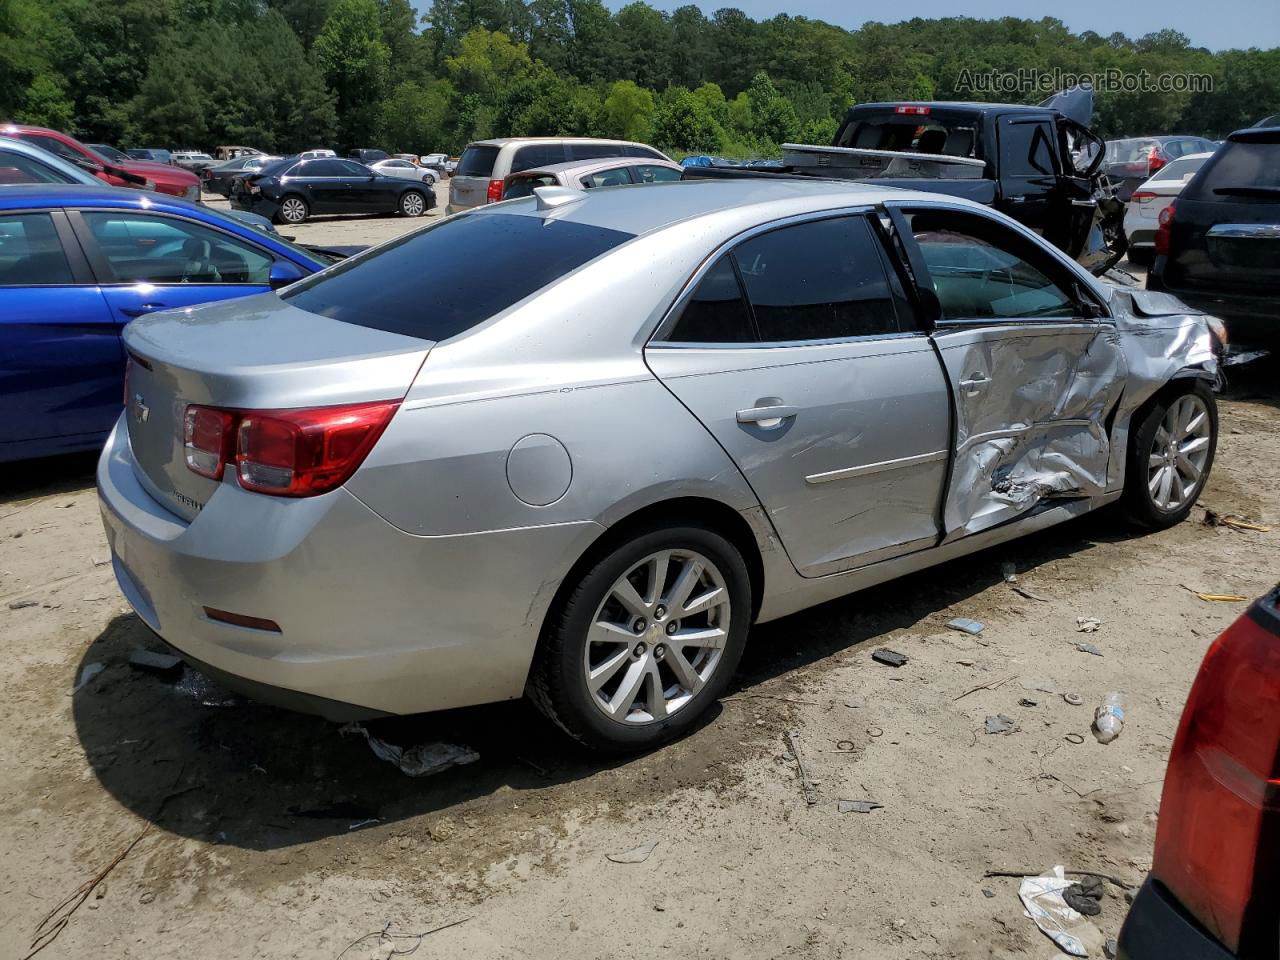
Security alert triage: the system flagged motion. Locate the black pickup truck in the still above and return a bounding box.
[686,93,1127,274]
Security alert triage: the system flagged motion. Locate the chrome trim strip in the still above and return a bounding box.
[1207,223,1280,240]
[805,449,947,485]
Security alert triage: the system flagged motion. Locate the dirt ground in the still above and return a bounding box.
[0,199,1276,959]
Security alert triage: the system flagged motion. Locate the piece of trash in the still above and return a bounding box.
[606,840,658,864]
[73,662,105,693]
[1062,876,1105,915]
[1013,585,1050,602]
[1064,733,1085,744]
[784,729,819,805]
[871,648,908,667]
[982,888,996,899]
[1204,510,1270,533]
[837,799,882,814]
[1063,693,1083,706]
[1104,937,1119,958]
[1093,692,1125,744]
[985,714,1015,735]
[340,722,479,778]
[92,555,111,566]
[1074,643,1104,657]
[348,818,381,831]
[128,649,184,679]
[956,674,1016,701]
[1001,562,1018,583]
[1075,617,1101,633]
[1018,866,1105,957]
[1182,584,1249,603]
[1018,697,1038,707]
[288,801,377,820]
[866,726,883,738]
[947,618,985,635]
[7,599,38,610]
[1021,679,1055,694]
[955,658,975,666]
[1222,347,1269,367]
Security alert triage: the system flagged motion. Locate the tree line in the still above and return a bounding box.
[2,0,1277,158]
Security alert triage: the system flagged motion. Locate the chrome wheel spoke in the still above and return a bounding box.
[645,665,668,720]
[608,660,648,717]
[665,646,703,695]
[611,578,650,619]
[673,626,727,650]
[1176,453,1201,483]
[1147,452,1166,469]
[679,585,725,618]
[587,644,632,694]
[1181,435,1209,456]
[645,552,670,606]
[1155,465,1174,507]
[664,558,704,614]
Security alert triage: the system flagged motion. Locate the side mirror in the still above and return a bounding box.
[269,260,305,290]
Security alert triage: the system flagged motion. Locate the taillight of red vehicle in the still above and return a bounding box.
[182,401,400,496]
[1154,201,1175,256]
[486,178,504,203]
[1150,586,1280,956]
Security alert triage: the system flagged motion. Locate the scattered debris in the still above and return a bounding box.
[8,599,38,610]
[1222,347,1269,367]
[947,617,985,636]
[1018,697,1038,707]
[1064,733,1085,744]
[339,723,479,778]
[982,888,996,899]
[784,730,820,806]
[866,726,883,738]
[1182,584,1249,603]
[1013,585,1050,602]
[985,714,1015,735]
[92,556,111,567]
[1075,617,1101,633]
[1104,937,1119,958]
[1204,510,1270,533]
[1093,693,1125,744]
[985,868,1135,891]
[1062,875,1106,916]
[127,649,184,679]
[837,800,882,814]
[1074,642,1104,657]
[1063,693,1083,706]
[955,659,975,667]
[722,693,818,705]
[955,674,1016,701]
[335,919,470,960]
[1017,866,1105,957]
[606,840,658,864]
[871,648,908,668]
[72,663,105,694]
[1001,561,1018,582]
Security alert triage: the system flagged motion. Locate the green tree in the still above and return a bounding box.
[314,0,391,146]
[378,78,454,151]
[602,79,655,141]
[654,86,723,153]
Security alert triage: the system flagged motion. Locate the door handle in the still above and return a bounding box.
[959,374,990,396]
[119,303,167,318]
[736,404,799,427]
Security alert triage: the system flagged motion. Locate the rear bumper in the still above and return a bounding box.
[1118,878,1234,960]
[230,194,280,219]
[1148,265,1278,341]
[97,418,602,718]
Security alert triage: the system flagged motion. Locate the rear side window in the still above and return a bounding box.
[282,213,634,342]
[568,142,625,161]
[0,213,74,285]
[456,145,499,178]
[503,175,555,200]
[667,256,754,343]
[624,145,667,160]
[1184,139,1280,202]
[632,164,681,183]
[734,216,901,341]
[510,144,565,173]
[581,166,633,188]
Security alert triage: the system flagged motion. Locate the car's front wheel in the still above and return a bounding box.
[399,190,427,217]
[1121,380,1218,529]
[276,195,309,225]
[529,524,752,752]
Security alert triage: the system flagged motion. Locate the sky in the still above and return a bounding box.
[601,0,1280,51]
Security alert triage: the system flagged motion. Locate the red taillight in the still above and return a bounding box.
[1151,590,1280,955]
[1148,145,1166,173]
[486,178,504,202]
[1130,190,1158,204]
[1154,201,1175,256]
[894,104,930,115]
[181,400,399,496]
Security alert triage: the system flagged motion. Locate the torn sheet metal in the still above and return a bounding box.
[1019,866,1106,957]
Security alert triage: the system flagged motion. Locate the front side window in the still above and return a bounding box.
[22,134,86,164]
[0,213,74,285]
[905,210,1077,321]
[581,167,633,189]
[1000,119,1056,177]
[82,212,274,284]
[336,160,370,176]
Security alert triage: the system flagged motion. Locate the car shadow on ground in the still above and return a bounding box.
[0,451,98,503]
[72,507,1123,853]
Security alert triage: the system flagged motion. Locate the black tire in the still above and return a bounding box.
[1121,379,1218,529]
[528,524,752,753]
[275,194,309,225]
[399,190,427,218]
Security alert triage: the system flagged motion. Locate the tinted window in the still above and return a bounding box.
[624,145,667,160]
[1000,120,1056,177]
[632,164,681,183]
[1185,139,1280,201]
[567,142,623,162]
[510,144,565,173]
[83,212,274,284]
[0,214,74,284]
[336,160,370,176]
[906,211,1076,321]
[0,150,77,184]
[302,160,346,177]
[733,217,900,341]
[581,166,633,188]
[457,145,499,177]
[261,157,299,177]
[667,255,754,343]
[503,175,556,200]
[21,134,85,164]
[283,213,634,341]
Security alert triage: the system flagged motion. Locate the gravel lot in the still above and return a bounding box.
[0,197,1274,959]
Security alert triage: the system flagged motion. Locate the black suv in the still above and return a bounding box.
[1148,126,1280,344]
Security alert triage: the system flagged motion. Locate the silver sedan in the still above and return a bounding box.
[99,179,1221,750]
[369,157,438,185]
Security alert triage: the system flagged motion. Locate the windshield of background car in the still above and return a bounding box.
[457,145,499,177]
[282,213,635,342]
[1183,138,1280,202]
[835,113,979,157]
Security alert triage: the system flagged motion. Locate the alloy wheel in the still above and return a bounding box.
[1147,393,1212,512]
[583,549,730,724]
[401,192,425,216]
[280,198,307,223]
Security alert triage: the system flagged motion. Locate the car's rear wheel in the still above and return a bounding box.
[528,524,752,752]
[277,195,309,225]
[1121,380,1217,529]
[399,190,427,217]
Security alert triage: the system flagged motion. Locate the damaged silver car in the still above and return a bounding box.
[99,179,1221,751]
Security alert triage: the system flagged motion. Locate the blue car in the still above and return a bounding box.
[0,184,335,462]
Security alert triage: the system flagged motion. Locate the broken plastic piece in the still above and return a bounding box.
[128,649,184,679]
[1075,617,1101,633]
[871,648,908,667]
[837,800,882,814]
[607,840,658,864]
[1074,642,1104,657]
[985,714,1015,735]
[73,662,105,693]
[340,723,478,778]
[947,618,985,635]
[1018,866,1105,957]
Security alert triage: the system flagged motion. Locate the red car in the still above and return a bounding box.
[1118,583,1280,958]
[0,123,200,202]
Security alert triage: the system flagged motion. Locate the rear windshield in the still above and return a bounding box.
[503,174,556,200]
[457,145,499,178]
[1150,154,1211,182]
[1184,139,1280,202]
[835,112,979,158]
[1107,139,1158,164]
[282,213,635,341]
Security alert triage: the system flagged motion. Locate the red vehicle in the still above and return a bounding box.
[0,124,200,202]
[1118,583,1280,959]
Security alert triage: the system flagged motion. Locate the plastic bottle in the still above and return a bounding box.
[1093,692,1125,744]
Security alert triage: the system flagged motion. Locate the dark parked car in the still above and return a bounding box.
[1147,126,1280,343]
[348,148,389,164]
[202,154,279,197]
[87,143,131,164]
[1104,136,1218,201]
[1117,583,1280,959]
[231,156,434,224]
[127,148,173,164]
[0,184,333,462]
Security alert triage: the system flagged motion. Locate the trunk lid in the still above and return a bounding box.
[121,293,431,521]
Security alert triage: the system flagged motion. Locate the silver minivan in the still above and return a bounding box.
[447,137,671,215]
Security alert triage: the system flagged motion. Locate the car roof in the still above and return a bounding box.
[0,182,220,214]
[511,157,679,179]
[466,137,653,149]
[850,101,1057,115]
